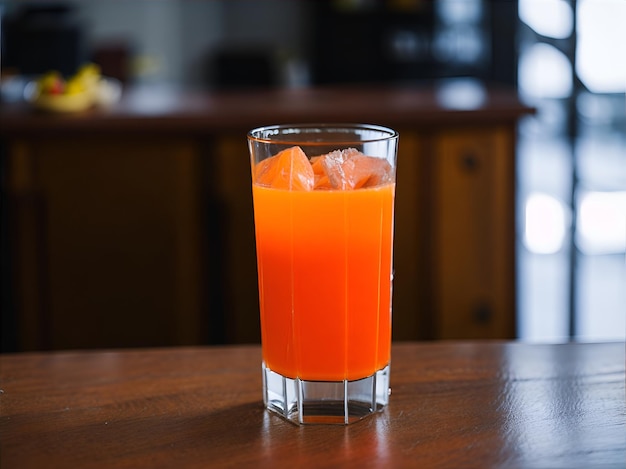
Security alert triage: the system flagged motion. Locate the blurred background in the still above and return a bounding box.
[1,0,624,351]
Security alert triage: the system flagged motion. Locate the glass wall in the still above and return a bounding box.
[517,0,626,342]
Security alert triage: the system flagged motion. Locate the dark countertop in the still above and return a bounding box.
[0,82,534,136]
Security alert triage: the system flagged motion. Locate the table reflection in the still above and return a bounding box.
[500,343,626,467]
[261,408,391,465]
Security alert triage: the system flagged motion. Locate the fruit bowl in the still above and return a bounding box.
[24,65,121,114]
[27,86,95,113]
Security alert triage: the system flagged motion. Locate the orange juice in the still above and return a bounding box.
[252,183,394,381]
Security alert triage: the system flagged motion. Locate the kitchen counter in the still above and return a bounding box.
[1,83,533,350]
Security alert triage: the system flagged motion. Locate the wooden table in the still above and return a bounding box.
[1,342,624,468]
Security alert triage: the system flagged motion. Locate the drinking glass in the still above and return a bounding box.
[248,124,398,424]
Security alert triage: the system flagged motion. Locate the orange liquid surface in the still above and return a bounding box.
[253,183,394,381]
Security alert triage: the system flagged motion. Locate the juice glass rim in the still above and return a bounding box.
[247,123,399,146]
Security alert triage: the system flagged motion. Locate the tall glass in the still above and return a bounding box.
[248,124,398,425]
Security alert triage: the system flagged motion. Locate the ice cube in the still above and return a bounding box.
[310,155,330,189]
[313,148,392,190]
[255,146,314,191]
[344,153,392,189]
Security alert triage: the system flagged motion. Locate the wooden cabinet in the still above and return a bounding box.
[203,125,518,343]
[1,85,530,350]
[431,126,516,339]
[379,125,516,341]
[4,136,207,350]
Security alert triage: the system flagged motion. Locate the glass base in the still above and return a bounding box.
[262,363,390,425]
